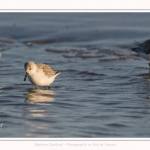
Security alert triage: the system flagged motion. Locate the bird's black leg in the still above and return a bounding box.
[48,86,50,89]
[35,86,38,89]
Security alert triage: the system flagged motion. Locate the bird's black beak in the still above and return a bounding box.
[24,72,28,81]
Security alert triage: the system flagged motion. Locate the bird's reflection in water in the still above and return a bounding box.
[24,88,57,137]
[25,88,55,103]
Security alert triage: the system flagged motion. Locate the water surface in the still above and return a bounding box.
[0,13,150,137]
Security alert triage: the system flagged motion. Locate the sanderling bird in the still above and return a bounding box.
[24,61,60,89]
[132,39,150,67]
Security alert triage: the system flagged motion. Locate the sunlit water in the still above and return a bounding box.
[1,13,150,137]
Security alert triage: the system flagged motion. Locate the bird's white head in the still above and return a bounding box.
[24,61,36,81]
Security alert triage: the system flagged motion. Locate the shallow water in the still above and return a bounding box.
[1,13,150,137]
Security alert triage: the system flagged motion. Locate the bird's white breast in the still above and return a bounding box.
[28,71,56,86]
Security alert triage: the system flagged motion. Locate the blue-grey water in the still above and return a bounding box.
[1,13,150,137]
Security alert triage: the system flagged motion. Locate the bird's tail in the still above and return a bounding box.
[131,47,139,52]
[131,40,141,52]
[54,70,60,76]
[134,40,141,46]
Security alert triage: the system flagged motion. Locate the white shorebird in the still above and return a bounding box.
[132,39,150,67]
[24,61,60,89]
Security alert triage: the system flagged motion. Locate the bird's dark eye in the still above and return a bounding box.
[29,68,32,70]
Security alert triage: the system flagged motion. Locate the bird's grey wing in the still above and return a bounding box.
[36,63,58,77]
